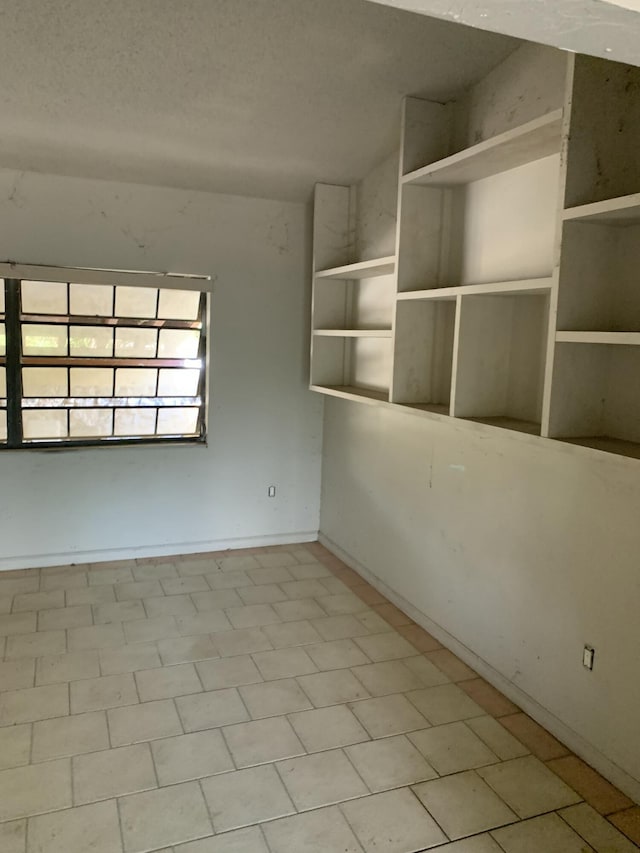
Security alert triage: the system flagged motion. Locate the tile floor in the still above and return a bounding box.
[0,542,638,853]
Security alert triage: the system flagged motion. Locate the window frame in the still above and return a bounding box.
[0,266,211,451]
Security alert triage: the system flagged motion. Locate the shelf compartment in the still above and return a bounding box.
[452,292,549,433]
[564,193,640,226]
[548,342,640,456]
[402,110,563,188]
[397,277,552,301]
[313,329,392,338]
[312,272,394,333]
[556,332,640,346]
[315,257,396,279]
[391,299,456,410]
[310,334,391,397]
[309,385,388,405]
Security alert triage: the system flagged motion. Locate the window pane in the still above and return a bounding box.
[157,407,199,435]
[70,409,113,438]
[0,322,5,356]
[158,289,201,321]
[0,283,4,314]
[115,368,157,396]
[70,326,114,357]
[115,286,158,318]
[115,328,157,358]
[158,329,200,358]
[22,367,68,397]
[70,284,114,316]
[21,280,68,315]
[70,368,113,397]
[23,409,67,440]
[22,324,67,356]
[0,409,6,441]
[114,407,156,436]
[0,367,5,398]
[157,368,200,396]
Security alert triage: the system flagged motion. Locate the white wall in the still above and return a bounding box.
[0,168,323,569]
[320,400,640,799]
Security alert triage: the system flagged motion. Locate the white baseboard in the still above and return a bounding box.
[0,530,319,572]
[319,531,640,804]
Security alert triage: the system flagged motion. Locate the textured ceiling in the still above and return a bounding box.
[0,0,517,201]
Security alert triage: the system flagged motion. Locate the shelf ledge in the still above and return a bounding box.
[314,256,396,279]
[397,277,553,301]
[313,329,393,338]
[556,331,640,346]
[402,109,563,187]
[309,385,389,404]
[563,193,640,226]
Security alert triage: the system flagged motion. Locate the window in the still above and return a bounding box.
[0,272,208,449]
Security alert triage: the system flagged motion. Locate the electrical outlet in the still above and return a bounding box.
[583,645,595,670]
[268,486,276,498]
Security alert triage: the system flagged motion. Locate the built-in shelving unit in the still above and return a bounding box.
[310,45,640,461]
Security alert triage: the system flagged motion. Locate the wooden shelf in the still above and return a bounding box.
[556,331,640,346]
[401,110,563,188]
[564,193,640,226]
[313,329,392,338]
[397,277,553,301]
[309,385,388,404]
[315,257,396,279]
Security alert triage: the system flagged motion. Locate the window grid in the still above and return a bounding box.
[0,278,207,449]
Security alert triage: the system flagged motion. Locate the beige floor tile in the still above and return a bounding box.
[402,655,452,686]
[0,659,36,691]
[262,620,322,649]
[252,647,318,680]
[350,693,431,740]
[0,594,13,614]
[176,688,249,732]
[176,611,233,636]
[132,562,179,582]
[0,759,72,821]
[93,601,145,624]
[317,593,369,615]
[248,566,295,585]
[196,655,262,689]
[135,663,202,702]
[477,755,582,818]
[240,678,312,718]
[73,743,157,804]
[305,639,370,670]
[273,599,327,622]
[406,684,486,725]
[237,584,288,605]
[358,611,394,633]
[0,610,38,635]
[99,643,162,675]
[429,837,504,853]
[151,730,233,785]
[201,764,295,832]
[608,807,640,847]
[459,678,520,717]
[547,755,634,815]
[41,573,88,592]
[175,826,269,853]
[206,570,253,590]
[32,711,109,761]
[351,661,425,697]
[320,577,353,596]
[0,683,69,725]
[66,585,116,607]
[223,716,305,767]
[27,800,122,853]
[492,813,595,852]
[353,632,417,662]
[277,749,368,810]
[425,649,477,682]
[414,770,518,839]
[124,615,180,644]
[0,820,25,853]
[280,580,327,600]
[108,698,183,746]
[88,567,134,586]
[341,787,447,852]
[560,803,639,853]
[466,716,530,761]
[115,580,164,601]
[36,650,100,685]
[38,605,92,631]
[289,563,331,580]
[176,557,217,576]
[12,590,64,612]
[68,623,125,651]
[409,721,499,775]
[262,805,364,853]
[6,630,66,659]
[70,672,138,713]
[191,589,242,611]
[214,627,273,657]
[216,555,260,572]
[288,705,369,752]
[225,604,281,629]
[158,635,218,665]
[0,723,31,770]
[162,576,209,596]
[499,713,570,761]
[0,576,39,596]
[346,734,437,792]
[297,669,370,706]
[118,781,212,852]
[396,623,443,653]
